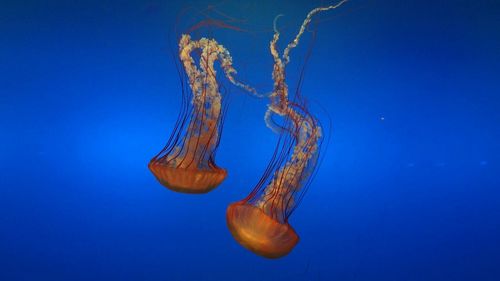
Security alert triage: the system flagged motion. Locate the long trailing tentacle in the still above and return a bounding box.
[282,0,349,65]
[254,0,348,221]
[179,34,261,99]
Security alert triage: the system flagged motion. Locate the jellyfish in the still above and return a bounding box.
[149,34,258,194]
[226,1,348,258]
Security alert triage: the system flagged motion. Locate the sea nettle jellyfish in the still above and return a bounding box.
[227,1,347,258]
[149,34,257,194]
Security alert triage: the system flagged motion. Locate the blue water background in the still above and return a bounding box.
[1,0,499,280]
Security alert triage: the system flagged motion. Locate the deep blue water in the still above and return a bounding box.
[1,0,499,280]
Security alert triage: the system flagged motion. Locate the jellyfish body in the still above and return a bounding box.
[149,34,257,193]
[227,103,321,258]
[227,1,347,258]
[227,202,299,258]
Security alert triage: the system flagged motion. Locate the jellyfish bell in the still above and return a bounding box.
[148,163,227,194]
[227,202,299,259]
[149,34,258,194]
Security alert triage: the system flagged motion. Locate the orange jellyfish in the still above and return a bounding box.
[149,34,257,193]
[227,1,348,258]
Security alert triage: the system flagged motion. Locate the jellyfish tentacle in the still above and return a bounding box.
[282,0,349,65]
[256,1,351,218]
[181,34,261,98]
